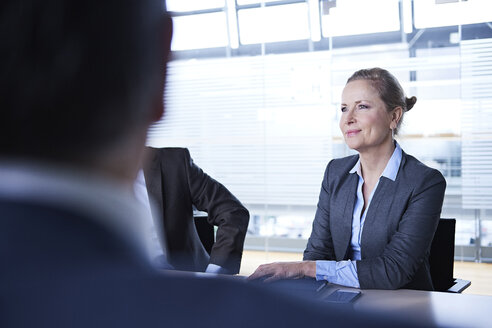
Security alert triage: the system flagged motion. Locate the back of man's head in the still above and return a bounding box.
[0,0,171,166]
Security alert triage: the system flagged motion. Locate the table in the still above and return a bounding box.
[243,276,491,328]
[333,285,492,328]
[189,272,492,327]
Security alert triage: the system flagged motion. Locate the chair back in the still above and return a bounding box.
[429,218,456,292]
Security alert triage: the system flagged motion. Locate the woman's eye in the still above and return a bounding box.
[358,104,368,110]
[340,106,347,112]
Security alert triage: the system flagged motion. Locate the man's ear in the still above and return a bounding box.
[149,14,173,123]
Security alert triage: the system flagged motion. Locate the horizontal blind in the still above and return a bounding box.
[461,38,492,209]
[148,51,333,206]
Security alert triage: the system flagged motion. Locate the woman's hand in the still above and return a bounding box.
[247,261,316,283]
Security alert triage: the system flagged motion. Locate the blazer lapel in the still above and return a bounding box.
[338,173,358,260]
[360,153,407,257]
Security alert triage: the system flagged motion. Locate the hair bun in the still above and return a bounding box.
[405,96,417,111]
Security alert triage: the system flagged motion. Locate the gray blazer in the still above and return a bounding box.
[303,151,446,290]
[143,147,249,274]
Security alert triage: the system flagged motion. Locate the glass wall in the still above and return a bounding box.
[152,0,492,261]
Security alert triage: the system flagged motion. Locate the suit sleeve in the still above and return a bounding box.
[183,149,249,274]
[303,161,336,261]
[356,168,446,289]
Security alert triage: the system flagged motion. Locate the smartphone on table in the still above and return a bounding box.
[323,289,362,303]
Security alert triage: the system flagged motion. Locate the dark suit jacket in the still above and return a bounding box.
[143,147,249,274]
[1,199,424,328]
[304,151,446,290]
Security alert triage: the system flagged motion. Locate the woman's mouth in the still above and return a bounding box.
[346,129,361,137]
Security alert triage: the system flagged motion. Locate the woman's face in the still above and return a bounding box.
[339,80,395,154]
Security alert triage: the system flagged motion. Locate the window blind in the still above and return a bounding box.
[461,38,492,209]
[148,52,333,207]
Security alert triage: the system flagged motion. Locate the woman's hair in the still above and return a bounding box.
[347,67,416,135]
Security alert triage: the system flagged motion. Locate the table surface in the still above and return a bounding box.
[188,272,492,328]
[332,284,492,328]
[246,276,492,328]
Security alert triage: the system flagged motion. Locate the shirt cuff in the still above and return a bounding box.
[315,260,337,281]
[315,260,360,288]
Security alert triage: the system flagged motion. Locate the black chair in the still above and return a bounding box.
[194,215,214,255]
[429,218,471,293]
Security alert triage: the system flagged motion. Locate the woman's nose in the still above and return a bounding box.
[344,108,355,124]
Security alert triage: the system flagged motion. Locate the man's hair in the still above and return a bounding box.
[0,0,168,163]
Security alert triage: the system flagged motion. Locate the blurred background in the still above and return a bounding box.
[149,0,492,264]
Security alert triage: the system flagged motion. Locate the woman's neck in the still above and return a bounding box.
[359,140,396,182]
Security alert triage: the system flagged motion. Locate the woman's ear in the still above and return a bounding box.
[390,106,403,130]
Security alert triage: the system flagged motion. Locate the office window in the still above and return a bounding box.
[406,47,461,137]
[238,3,310,44]
[171,12,228,50]
[321,0,400,37]
[237,0,289,5]
[414,0,492,29]
[402,0,413,34]
[157,1,492,261]
[166,0,224,12]
[149,53,332,212]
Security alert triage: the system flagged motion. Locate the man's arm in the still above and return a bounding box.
[183,149,249,274]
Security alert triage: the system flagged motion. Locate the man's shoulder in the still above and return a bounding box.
[0,198,111,232]
[0,198,146,271]
[145,147,194,177]
[145,147,193,170]
[146,146,190,159]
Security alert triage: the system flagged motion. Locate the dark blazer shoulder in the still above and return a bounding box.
[147,147,191,164]
[330,154,359,169]
[0,199,148,274]
[399,151,446,186]
[145,147,195,180]
[325,154,359,180]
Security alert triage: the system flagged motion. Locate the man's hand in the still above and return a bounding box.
[247,261,316,283]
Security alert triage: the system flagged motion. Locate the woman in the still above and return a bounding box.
[249,68,446,290]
